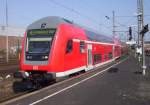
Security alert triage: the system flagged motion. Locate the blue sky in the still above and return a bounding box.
[0,0,150,40]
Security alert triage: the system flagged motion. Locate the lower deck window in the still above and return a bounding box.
[66,40,73,53]
[94,54,102,64]
[108,52,113,59]
[104,54,107,60]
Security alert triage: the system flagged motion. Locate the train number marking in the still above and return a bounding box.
[33,66,38,70]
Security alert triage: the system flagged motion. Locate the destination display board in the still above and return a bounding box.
[29,29,56,35]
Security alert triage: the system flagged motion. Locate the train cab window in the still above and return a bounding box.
[108,52,113,59]
[94,54,102,64]
[80,41,85,53]
[66,40,73,53]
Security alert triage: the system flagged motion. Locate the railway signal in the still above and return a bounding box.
[140,24,149,35]
[129,27,132,40]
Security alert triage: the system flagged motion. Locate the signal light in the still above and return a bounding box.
[129,27,132,40]
[140,24,149,35]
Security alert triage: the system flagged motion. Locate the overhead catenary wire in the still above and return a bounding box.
[48,0,114,33]
[48,0,99,24]
[116,15,150,18]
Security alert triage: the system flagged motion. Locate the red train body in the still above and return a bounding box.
[14,16,123,90]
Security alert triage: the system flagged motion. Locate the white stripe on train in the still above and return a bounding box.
[56,56,119,77]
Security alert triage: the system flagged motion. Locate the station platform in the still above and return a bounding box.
[2,55,150,105]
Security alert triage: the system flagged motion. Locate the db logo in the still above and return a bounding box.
[33,66,38,70]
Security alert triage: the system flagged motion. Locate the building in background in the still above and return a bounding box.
[0,26,25,62]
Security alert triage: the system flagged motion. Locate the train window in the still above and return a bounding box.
[66,40,73,53]
[104,54,107,60]
[80,41,85,53]
[94,54,102,64]
[108,52,113,59]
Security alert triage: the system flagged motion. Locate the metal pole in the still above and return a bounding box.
[140,0,146,75]
[142,33,146,75]
[17,35,20,60]
[137,0,142,62]
[6,0,9,63]
[112,11,115,36]
[137,0,140,45]
[6,0,8,27]
[112,11,115,59]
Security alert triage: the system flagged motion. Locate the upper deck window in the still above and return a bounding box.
[85,30,113,43]
[80,41,85,53]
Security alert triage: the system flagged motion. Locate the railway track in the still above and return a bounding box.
[0,58,19,66]
[0,77,25,103]
[0,64,20,103]
[0,91,27,103]
[0,75,62,103]
[0,65,19,76]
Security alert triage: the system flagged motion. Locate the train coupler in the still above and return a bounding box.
[13,71,29,79]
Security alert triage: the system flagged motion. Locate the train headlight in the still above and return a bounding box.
[25,72,29,77]
[44,56,48,59]
[42,56,48,60]
[27,55,32,59]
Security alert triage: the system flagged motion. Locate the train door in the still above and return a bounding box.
[86,44,93,71]
[113,45,115,59]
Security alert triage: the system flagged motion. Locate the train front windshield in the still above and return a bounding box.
[26,29,56,53]
[25,29,56,61]
[28,41,50,53]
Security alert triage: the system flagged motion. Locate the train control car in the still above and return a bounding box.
[13,16,122,90]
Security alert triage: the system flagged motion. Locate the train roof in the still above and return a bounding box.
[27,16,114,43]
[27,16,71,29]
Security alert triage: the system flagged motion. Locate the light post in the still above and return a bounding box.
[105,11,117,59]
[5,0,9,63]
[105,11,116,36]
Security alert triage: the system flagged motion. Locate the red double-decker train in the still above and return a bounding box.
[14,16,122,90]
